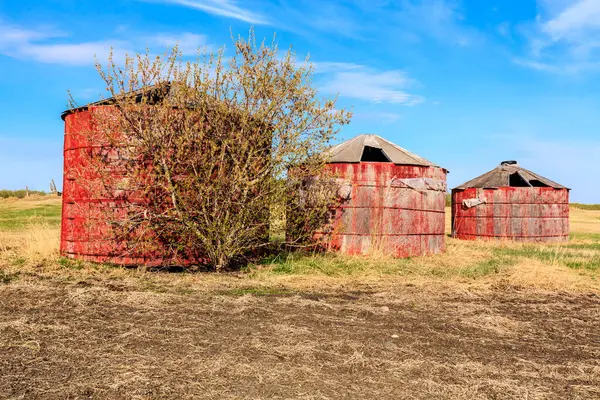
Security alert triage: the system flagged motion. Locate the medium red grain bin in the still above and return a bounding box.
[303,134,448,258]
[451,161,570,242]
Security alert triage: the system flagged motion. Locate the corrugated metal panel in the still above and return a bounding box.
[314,163,447,257]
[61,106,201,266]
[451,187,570,242]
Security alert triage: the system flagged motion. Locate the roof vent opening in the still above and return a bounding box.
[529,179,550,187]
[361,146,391,162]
[501,160,518,166]
[509,172,532,187]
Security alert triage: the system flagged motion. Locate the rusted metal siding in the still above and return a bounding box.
[451,187,570,242]
[318,162,447,257]
[61,107,189,266]
[61,105,270,266]
[63,107,137,264]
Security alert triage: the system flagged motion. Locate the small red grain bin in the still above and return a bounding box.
[452,161,570,242]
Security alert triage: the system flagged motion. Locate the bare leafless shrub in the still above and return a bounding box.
[69,30,351,270]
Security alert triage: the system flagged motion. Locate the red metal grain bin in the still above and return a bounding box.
[451,161,570,242]
[60,87,269,266]
[307,134,448,257]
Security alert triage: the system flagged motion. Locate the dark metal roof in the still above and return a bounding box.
[454,161,569,190]
[325,134,439,167]
[61,83,172,120]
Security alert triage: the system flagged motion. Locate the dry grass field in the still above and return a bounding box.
[1,198,599,399]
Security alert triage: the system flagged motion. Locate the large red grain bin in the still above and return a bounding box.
[301,134,448,257]
[60,86,269,266]
[452,161,570,242]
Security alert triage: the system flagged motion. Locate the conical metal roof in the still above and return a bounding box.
[454,161,568,190]
[325,134,438,166]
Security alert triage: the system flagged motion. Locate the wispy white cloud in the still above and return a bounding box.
[143,0,268,24]
[0,19,212,65]
[313,62,364,73]
[0,20,62,53]
[513,57,600,74]
[517,0,600,73]
[141,0,479,47]
[22,41,130,66]
[317,63,425,105]
[0,19,128,65]
[275,1,366,39]
[0,26,128,66]
[541,0,600,40]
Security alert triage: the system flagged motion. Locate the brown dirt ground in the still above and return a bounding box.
[1,281,599,400]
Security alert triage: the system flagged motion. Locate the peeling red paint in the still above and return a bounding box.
[61,107,201,266]
[61,107,160,265]
[318,162,447,257]
[451,187,570,242]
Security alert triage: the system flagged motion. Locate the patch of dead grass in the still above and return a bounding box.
[0,222,59,266]
[0,196,61,208]
[500,259,599,292]
[570,207,600,234]
[459,314,526,337]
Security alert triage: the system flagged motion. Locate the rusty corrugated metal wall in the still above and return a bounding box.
[61,104,271,266]
[317,162,447,257]
[61,106,203,266]
[61,107,157,265]
[451,187,570,242]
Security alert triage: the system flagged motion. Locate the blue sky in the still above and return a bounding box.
[1,0,599,202]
